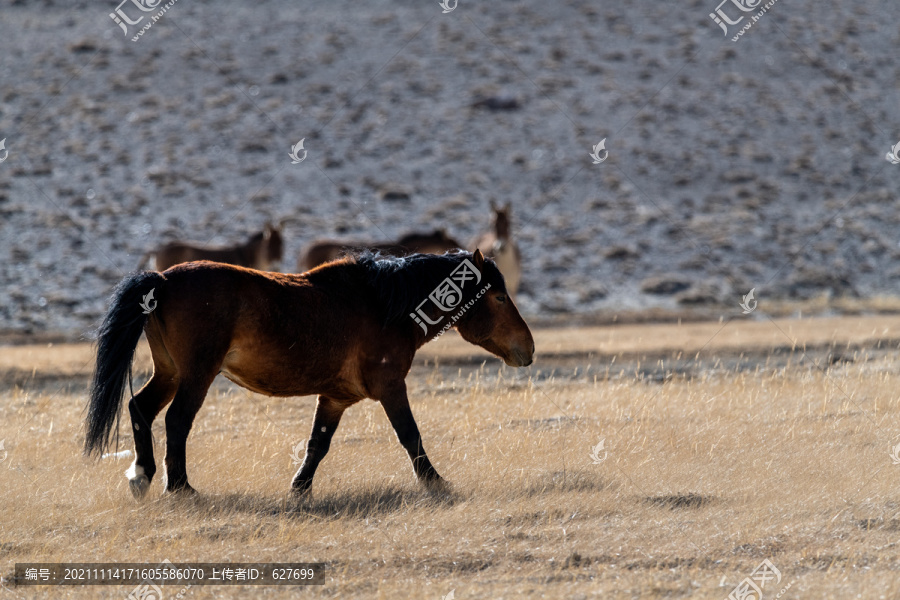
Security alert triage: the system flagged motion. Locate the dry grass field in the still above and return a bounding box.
[4,316,900,598]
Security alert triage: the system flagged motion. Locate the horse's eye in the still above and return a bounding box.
[496,295,507,303]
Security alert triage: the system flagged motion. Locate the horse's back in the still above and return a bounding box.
[150,242,186,271]
[152,261,397,399]
[299,241,346,272]
[153,243,242,271]
[399,230,462,254]
[299,240,388,271]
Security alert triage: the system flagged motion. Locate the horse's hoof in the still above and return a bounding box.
[422,477,451,494]
[164,484,197,496]
[129,475,151,500]
[291,481,312,496]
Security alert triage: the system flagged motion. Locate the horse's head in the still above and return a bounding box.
[455,249,533,367]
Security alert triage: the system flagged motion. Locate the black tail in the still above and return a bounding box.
[84,270,166,457]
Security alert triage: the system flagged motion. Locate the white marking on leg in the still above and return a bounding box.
[126,461,151,499]
[125,461,145,481]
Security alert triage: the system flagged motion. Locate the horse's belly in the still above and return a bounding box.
[220,349,364,400]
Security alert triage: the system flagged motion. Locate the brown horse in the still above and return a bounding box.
[473,202,521,297]
[297,229,461,272]
[138,223,284,272]
[84,250,533,498]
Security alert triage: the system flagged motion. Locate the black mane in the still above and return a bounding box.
[354,251,501,326]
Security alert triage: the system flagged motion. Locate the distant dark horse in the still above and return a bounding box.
[298,229,461,272]
[84,250,533,498]
[138,223,284,272]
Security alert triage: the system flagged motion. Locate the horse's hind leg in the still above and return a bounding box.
[127,370,177,499]
[162,371,218,494]
[291,396,347,495]
[126,325,178,499]
[127,375,176,497]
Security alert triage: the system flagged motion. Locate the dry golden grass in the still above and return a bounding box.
[3,316,900,598]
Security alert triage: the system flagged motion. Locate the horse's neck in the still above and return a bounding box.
[493,220,511,241]
[492,238,517,261]
[492,239,520,294]
[242,237,266,268]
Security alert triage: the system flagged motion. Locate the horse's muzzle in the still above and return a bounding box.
[507,343,534,367]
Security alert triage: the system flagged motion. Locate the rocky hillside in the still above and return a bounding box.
[1,0,898,336]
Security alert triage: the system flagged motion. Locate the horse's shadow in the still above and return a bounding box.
[160,484,465,520]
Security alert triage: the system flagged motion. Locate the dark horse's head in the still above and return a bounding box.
[357,249,534,367]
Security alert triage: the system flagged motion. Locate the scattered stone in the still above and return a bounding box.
[379,185,412,202]
[471,96,520,110]
[644,493,712,509]
[563,552,590,568]
[68,39,98,53]
[640,276,691,295]
[603,245,639,260]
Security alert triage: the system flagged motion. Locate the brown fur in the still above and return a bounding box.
[139,223,284,272]
[297,229,461,272]
[93,250,532,497]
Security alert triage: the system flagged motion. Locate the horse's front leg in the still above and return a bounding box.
[380,382,443,486]
[292,396,346,495]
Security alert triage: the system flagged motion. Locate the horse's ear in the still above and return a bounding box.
[473,248,485,270]
[489,199,497,211]
[263,223,272,240]
[504,201,512,212]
